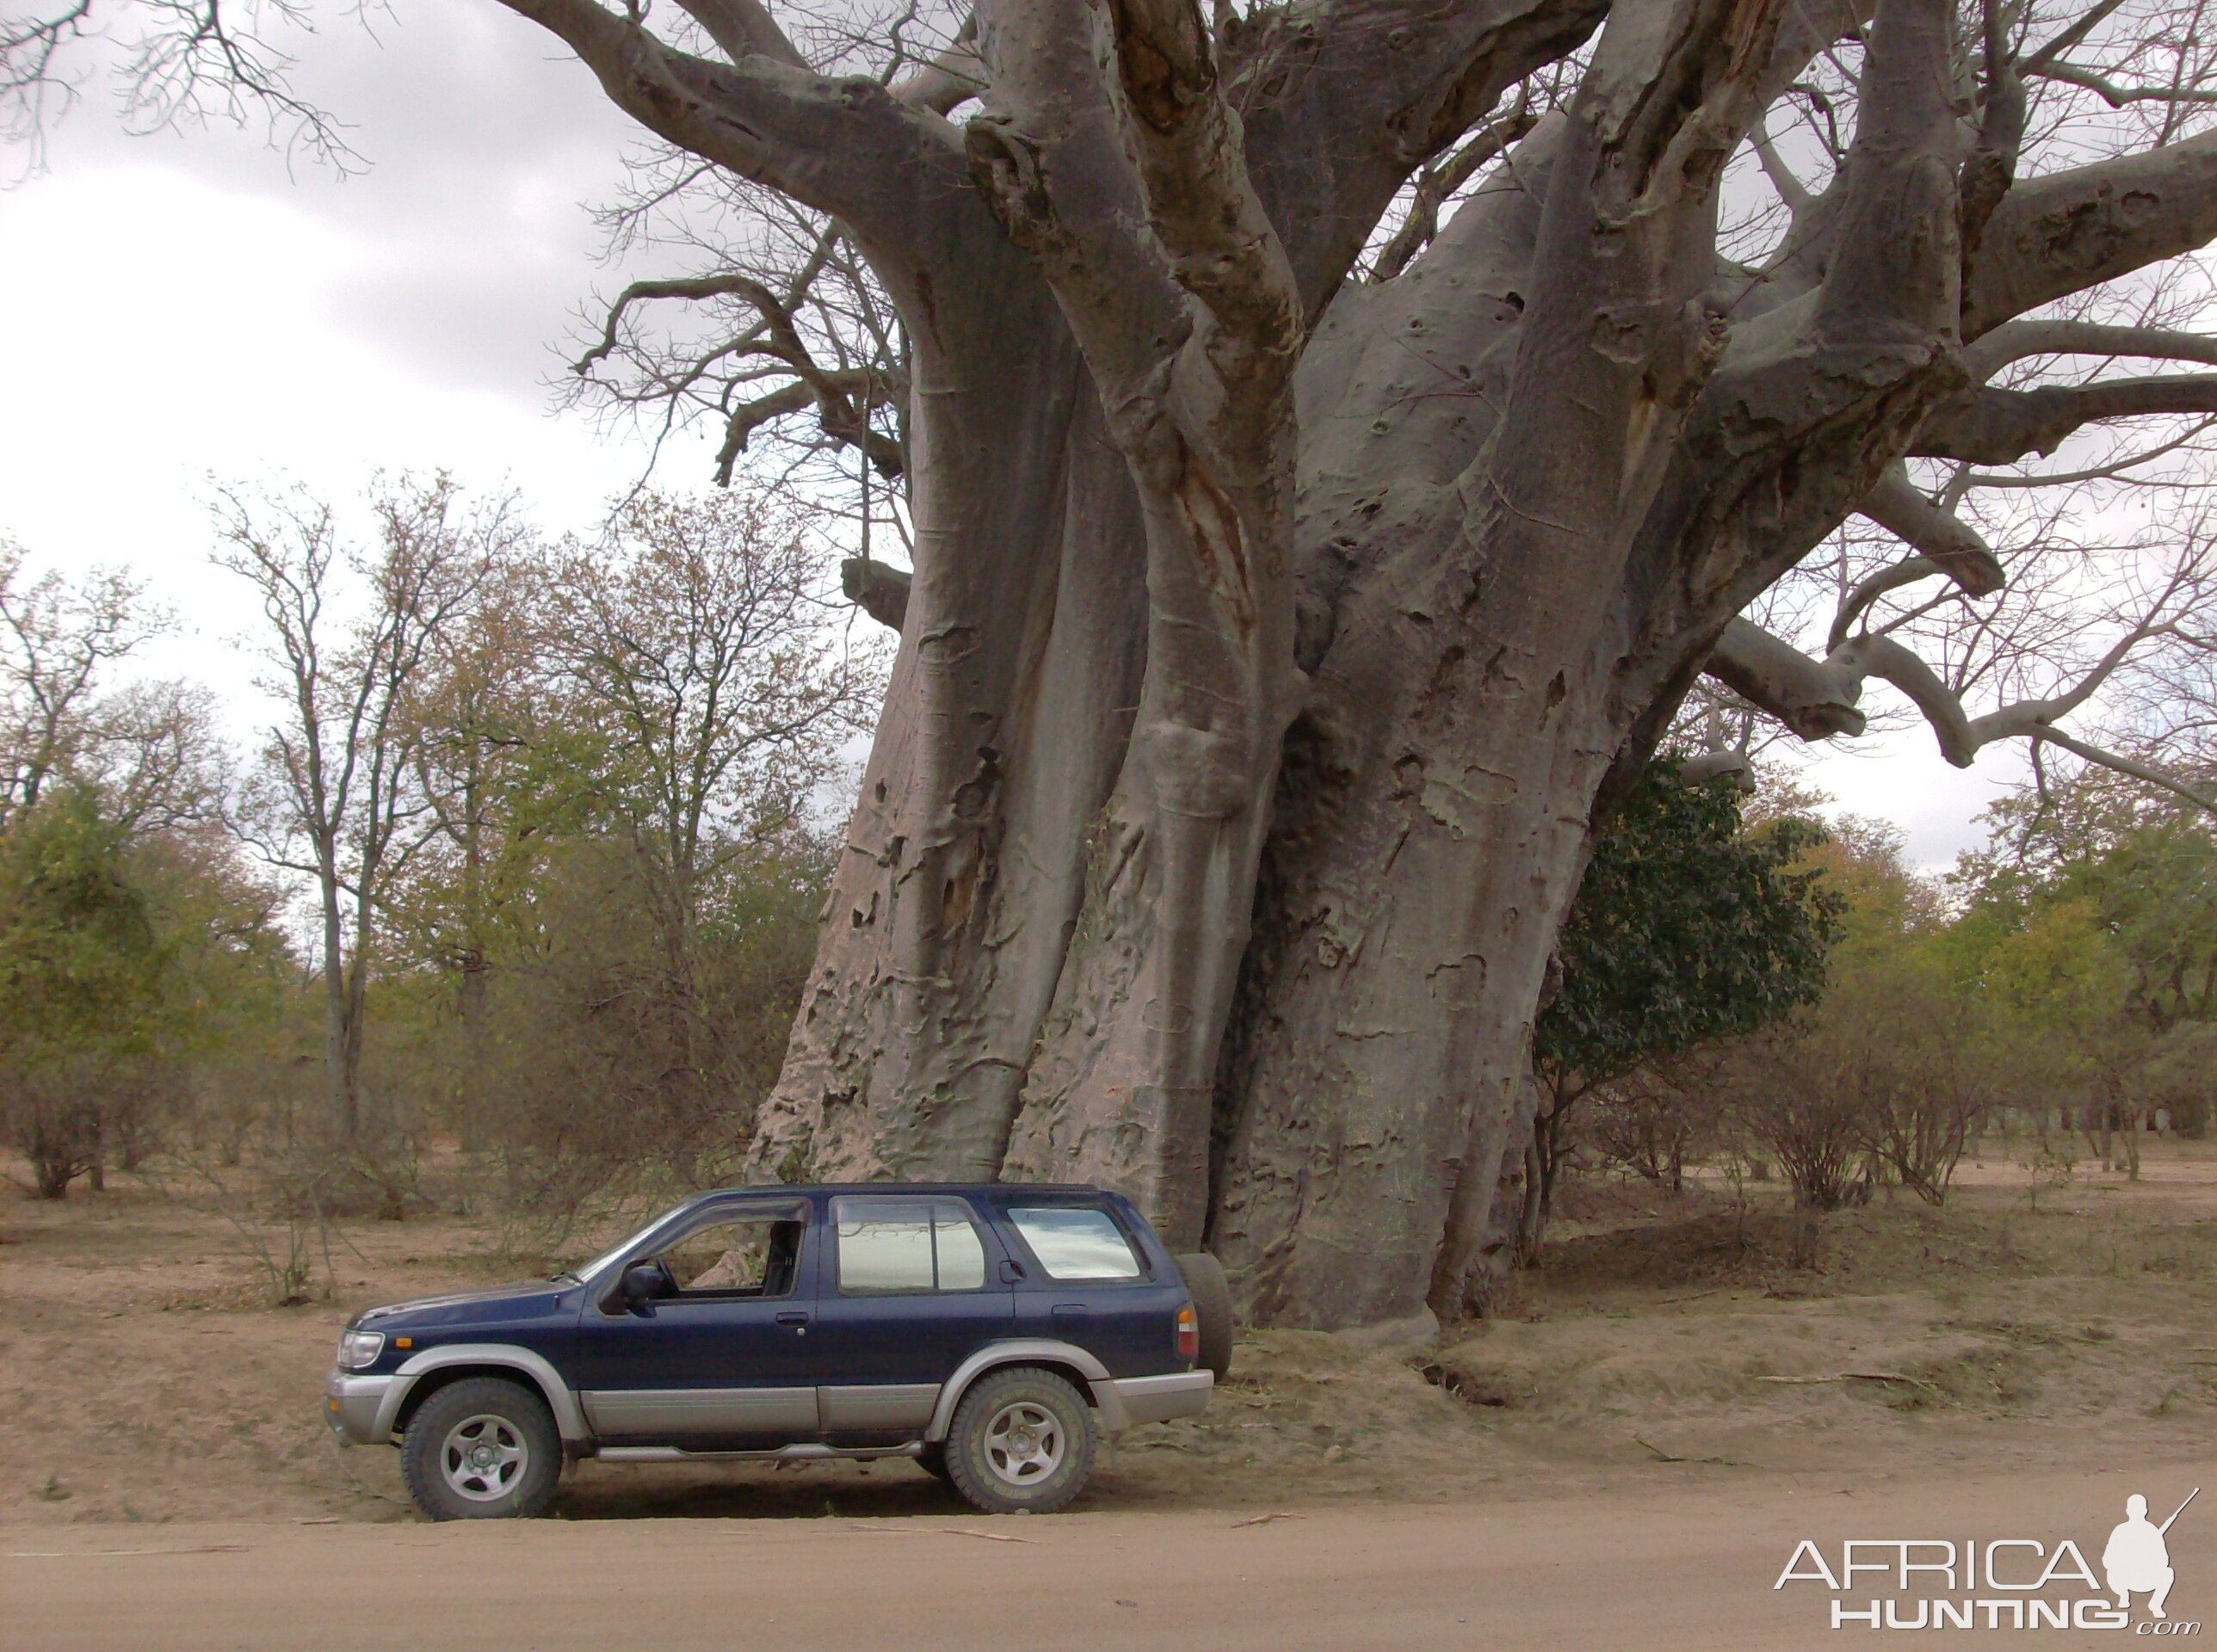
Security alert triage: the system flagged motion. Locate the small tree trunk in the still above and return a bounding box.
[316,835,357,1145]
[1516,1136,1547,1265]
[456,952,488,1154]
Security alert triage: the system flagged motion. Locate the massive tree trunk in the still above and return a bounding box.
[748,209,1154,1188]
[496,0,2217,1328]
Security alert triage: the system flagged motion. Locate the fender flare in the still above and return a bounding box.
[371,1344,590,1443]
[924,1340,1128,1443]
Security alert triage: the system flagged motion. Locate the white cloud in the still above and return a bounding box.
[0,5,721,729]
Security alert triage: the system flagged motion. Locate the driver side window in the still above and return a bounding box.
[658,1215,803,1298]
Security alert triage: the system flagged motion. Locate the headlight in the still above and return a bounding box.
[337,1329,386,1370]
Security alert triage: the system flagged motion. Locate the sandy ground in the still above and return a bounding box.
[3,1138,2214,1645]
[8,1459,2213,1650]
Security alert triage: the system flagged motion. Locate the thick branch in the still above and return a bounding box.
[1855,465,2005,595]
[1962,126,2217,338]
[891,12,985,113]
[672,0,806,67]
[1913,374,2217,463]
[1708,612,2203,806]
[2030,61,2217,108]
[1961,321,2217,380]
[1704,618,1870,740]
[496,0,968,259]
[841,558,911,629]
[1371,100,1535,282]
[1231,0,1609,314]
[1102,0,1304,451]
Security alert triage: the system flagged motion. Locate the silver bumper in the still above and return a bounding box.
[324,1371,394,1446]
[1100,1370,1213,1432]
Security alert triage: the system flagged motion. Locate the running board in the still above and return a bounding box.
[593,1441,926,1464]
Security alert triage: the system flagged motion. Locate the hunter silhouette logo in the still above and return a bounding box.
[1775,1486,2201,1632]
[2107,1490,2195,1622]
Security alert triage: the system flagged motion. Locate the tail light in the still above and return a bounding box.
[1175,1302,1200,1363]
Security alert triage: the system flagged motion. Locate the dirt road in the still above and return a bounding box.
[9,1459,2209,1650]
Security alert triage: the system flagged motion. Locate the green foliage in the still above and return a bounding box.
[1948,770,2217,1147]
[0,786,167,1062]
[1537,761,1843,1086]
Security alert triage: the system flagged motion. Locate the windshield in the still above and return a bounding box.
[562,1204,689,1285]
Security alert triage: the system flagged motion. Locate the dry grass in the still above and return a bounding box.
[3,1140,2212,1526]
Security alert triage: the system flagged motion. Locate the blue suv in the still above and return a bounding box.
[324,1184,1232,1519]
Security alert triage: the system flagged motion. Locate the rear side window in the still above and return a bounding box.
[1007,1206,1142,1281]
[834,1198,988,1294]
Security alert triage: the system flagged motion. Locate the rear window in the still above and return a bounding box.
[1007,1206,1142,1281]
[833,1198,988,1293]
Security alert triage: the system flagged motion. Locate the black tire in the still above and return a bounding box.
[1176,1251,1236,1380]
[942,1366,1095,1515]
[399,1376,561,1521]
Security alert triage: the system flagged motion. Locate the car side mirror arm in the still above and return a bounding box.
[616,1261,669,1314]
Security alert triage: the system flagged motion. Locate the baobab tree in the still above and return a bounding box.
[12,0,2217,1326]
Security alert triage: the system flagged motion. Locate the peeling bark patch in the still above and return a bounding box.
[942,868,974,931]
[1427,953,1487,1008]
[1141,996,1197,1034]
[1423,644,1467,705]
[1176,448,1255,624]
[918,623,982,667]
[2039,197,2127,277]
[1107,0,1216,134]
[1545,670,1567,711]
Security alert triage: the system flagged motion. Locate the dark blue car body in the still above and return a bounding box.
[324,1184,1213,1470]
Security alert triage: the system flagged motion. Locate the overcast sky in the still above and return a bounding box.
[0,2,2029,869]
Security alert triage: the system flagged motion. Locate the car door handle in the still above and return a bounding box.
[776,1310,809,1327]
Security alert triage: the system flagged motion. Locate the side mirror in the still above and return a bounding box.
[620,1261,669,1310]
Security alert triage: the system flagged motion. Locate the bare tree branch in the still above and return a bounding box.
[1962,321,2217,380]
[1856,465,2006,595]
[494,0,973,261]
[1914,374,2217,464]
[1964,125,2217,337]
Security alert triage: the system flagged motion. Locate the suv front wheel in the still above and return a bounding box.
[942,1365,1096,1515]
[400,1376,561,1521]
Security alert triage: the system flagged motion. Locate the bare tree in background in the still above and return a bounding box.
[20,0,2217,1326]
[0,543,222,832]
[399,531,546,1151]
[217,474,498,1150]
[546,489,886,1068]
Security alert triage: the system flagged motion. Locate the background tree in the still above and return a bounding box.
[218,474,500,1156]
[1513,762,1840,1258]
[0,786,168,1196]
[1,545,220,833]
[1951,767,2217,1168]
[395,539,547,1152]
[1726,821,1994,1211]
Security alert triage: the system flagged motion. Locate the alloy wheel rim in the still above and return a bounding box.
[983,1400,1064,1489]
[440,1414,528,1503]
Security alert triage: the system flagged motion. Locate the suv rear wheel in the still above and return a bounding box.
[400,1376,561,1521]
[942,1365,1095,1515]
